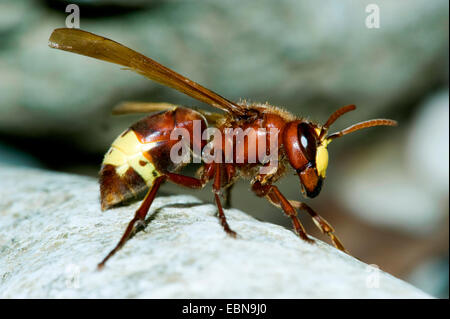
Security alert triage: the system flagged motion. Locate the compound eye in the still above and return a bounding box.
[297,123,317,162]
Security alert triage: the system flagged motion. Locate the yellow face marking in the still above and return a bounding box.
[313,127,330,178]
[314,128,321,137]
[316,145,329,178]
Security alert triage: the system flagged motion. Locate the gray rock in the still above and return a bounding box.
[0,165,432,298]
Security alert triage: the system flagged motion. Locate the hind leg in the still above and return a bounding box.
[98,175,166,269]
[98,172,209,269]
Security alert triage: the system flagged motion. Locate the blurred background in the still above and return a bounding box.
[0,0,448,297]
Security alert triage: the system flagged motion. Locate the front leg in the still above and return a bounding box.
[252,181,312,243]
[252,181,347,252]
[287,200,348,253]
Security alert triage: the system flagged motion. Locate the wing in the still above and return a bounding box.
[112,101,223,126]
[112,102,177,115]
[48,28,246,116]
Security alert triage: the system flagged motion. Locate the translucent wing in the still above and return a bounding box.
[112,102,177,115]
[48,28,246,116]
[112,101,223,126]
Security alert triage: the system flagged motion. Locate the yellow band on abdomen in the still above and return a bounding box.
[103,129,161,186]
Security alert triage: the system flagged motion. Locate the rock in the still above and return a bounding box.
[0,165,431,298]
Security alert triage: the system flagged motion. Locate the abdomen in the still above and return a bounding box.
[99,107,207,210]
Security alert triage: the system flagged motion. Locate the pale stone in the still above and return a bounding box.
[0,166,432,298]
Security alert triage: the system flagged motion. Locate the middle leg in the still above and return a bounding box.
[213,163,237,237]
[168,165,237,237]
[223,164,236,208]
[223,183,234,209]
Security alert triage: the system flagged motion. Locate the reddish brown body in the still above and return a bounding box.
[100,108,208,210]
[100,105,292,209]
[48,28,397,268]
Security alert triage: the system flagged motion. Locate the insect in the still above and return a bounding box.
[49,28,397,268]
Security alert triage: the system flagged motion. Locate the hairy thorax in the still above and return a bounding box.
[215,103,296,184]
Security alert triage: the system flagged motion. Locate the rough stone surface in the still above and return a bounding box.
[0,166,432,298]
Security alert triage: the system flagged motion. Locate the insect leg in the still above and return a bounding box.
[266,186,313,243]
[98,175,166,269]
[223,164,236,208]
[213,163,237,237]
[287,200,348,253]
[165,172,204,188]
[163,168,236,236]
[224,184,234,208]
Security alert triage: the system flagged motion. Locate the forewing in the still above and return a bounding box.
[112,102,178,115]
[48,28,246,115]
